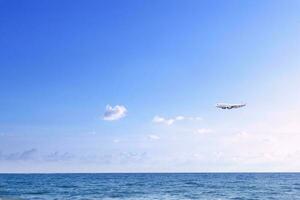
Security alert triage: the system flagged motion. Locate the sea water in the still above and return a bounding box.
[0,173,299,199]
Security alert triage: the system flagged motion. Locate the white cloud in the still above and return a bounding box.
[196,128,213,134]
[113,139,120,143]
[153,115,201,125]
[175,116,185,121]
[190,117,202,121]
[103,105,127,121]
[148,134,160,140]
[153,116,174,125]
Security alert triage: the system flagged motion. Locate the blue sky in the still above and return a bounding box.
[0,0,300,172]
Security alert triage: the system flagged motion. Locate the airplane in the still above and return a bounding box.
[216,103,246,110]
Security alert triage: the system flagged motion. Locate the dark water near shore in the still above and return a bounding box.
[0,173,299,199]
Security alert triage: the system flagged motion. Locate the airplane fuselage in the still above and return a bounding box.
[216,103,246,109]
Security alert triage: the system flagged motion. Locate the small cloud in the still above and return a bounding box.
[192,117,202,121]
[148,134,160,140]
[196,128,213,134]
[45,152,74,162]
[153,115,202,125]
[113,139,120,143]
[18,149,38,160]
[0,149,38,161]
[175,116,185,121]
[103,105,127,121]
[153,116,174,125]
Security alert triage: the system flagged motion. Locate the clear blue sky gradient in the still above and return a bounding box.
[0,0,300,172]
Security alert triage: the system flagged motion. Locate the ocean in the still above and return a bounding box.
[0,173,299,199]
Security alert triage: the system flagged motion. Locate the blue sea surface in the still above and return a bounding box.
[0,173,299,199]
